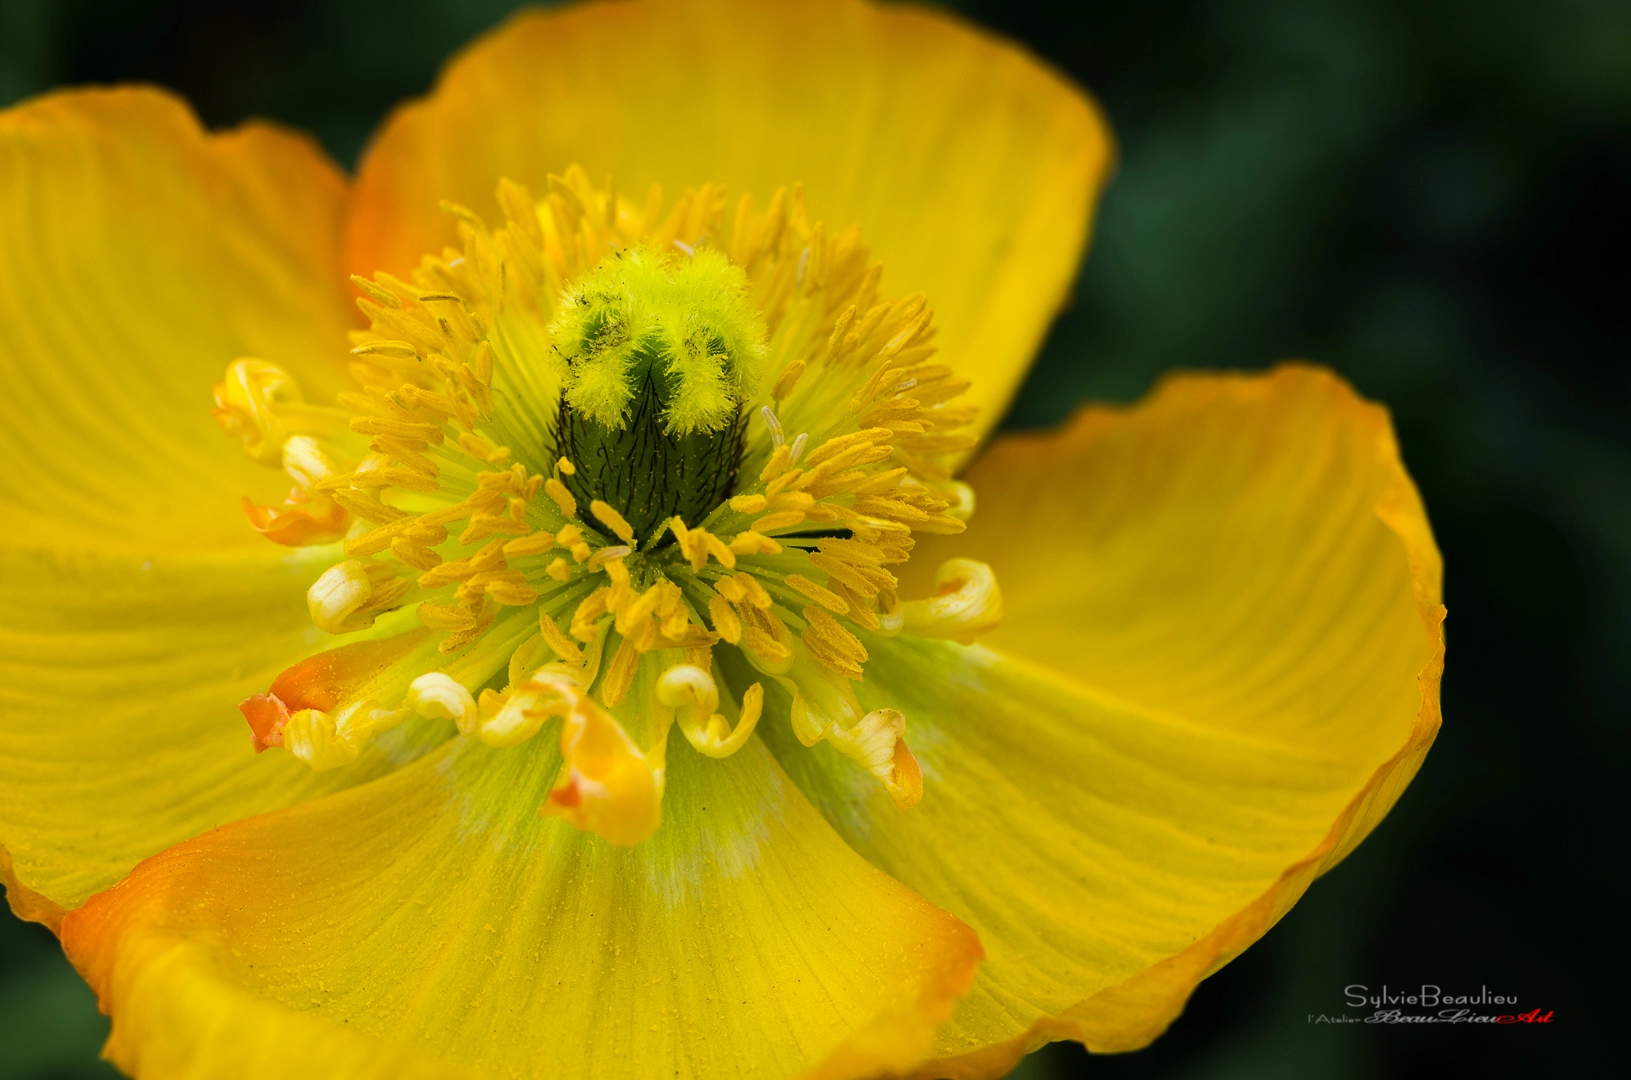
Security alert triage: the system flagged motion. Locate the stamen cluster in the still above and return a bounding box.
[214,166,1000,844]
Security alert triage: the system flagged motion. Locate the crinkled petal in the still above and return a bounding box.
[0,88,377,915]
[758,366,1443,1074]
[348,0,1111,445]
[62,733,982,1080]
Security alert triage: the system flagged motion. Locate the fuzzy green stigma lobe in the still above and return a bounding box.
[547,246,768,543]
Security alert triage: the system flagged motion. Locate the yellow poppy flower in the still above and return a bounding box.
[0,0,1444,1077]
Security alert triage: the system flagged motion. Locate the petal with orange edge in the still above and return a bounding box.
[63,731,982,1080]
[752,366,1443,1074]
[348,0,1112,446]
[0,89,410,916]
[0,546,458,921]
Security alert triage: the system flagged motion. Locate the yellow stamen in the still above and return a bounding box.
[753,509,805,533]
[734,573,774,610]
[503,532,555,558]
[600,635,642,707]
[306,560,404,634]
[785,573,849,615]
[826,708,922,811]
[899,557,1004,643]
[772,358,805,400]
[729,530,782,555]
[540,670,663,847]
[656,665,761,759]
[281,706,362,770]
[739,618,794,672]
[538,613,585,665]
[212,358,346,465]
[590,499,636,544]
[801,605,868,680]
[708,596,742,643]
[544,477,577,517]
[570,589,611,642]
[474,669,574,749]
[385,535,437,571]
[403,672,478,735]
[616,583,666,636]
[759,443,792,482]
[700,531,737,569]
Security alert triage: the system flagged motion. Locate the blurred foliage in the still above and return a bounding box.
[1,0,1623,1076]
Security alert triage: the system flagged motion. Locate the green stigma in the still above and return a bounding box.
[548,245,768,544]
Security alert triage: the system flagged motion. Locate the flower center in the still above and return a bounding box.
[215,167,1000,846]
[551,246,764,544]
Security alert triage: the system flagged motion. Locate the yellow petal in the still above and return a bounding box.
[760,366,1443,1073]
[62,733,982,1080]
[348,0,1111,445]
[0,547,451,919]
[923,365,1443,753]
[0,88,384,915]
[0,87,354,554]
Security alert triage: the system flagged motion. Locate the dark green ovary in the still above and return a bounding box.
[555,369,744,546]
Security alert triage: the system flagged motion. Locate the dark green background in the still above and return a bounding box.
[1,0,1622,1076]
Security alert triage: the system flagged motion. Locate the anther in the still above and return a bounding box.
[538,670,664,846]
[404,672,478,735]
[307,561,373,634]
[590,499,637,544]
[824,709,922,810]
[898,557,1003,643]
[656,665,762,758]
[759,405,786,449]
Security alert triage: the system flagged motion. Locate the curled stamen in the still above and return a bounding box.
[280,702,368,770]
[211,359,306,465]
[656,665,762,758]
[307,561,373,634]
[475,665,578,748]
[537,669,665,846]
[403,672,478,735]
[824,708,922,810]
[941,480,976,522]
[899,557,1003,643]
[768,653,921,809]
